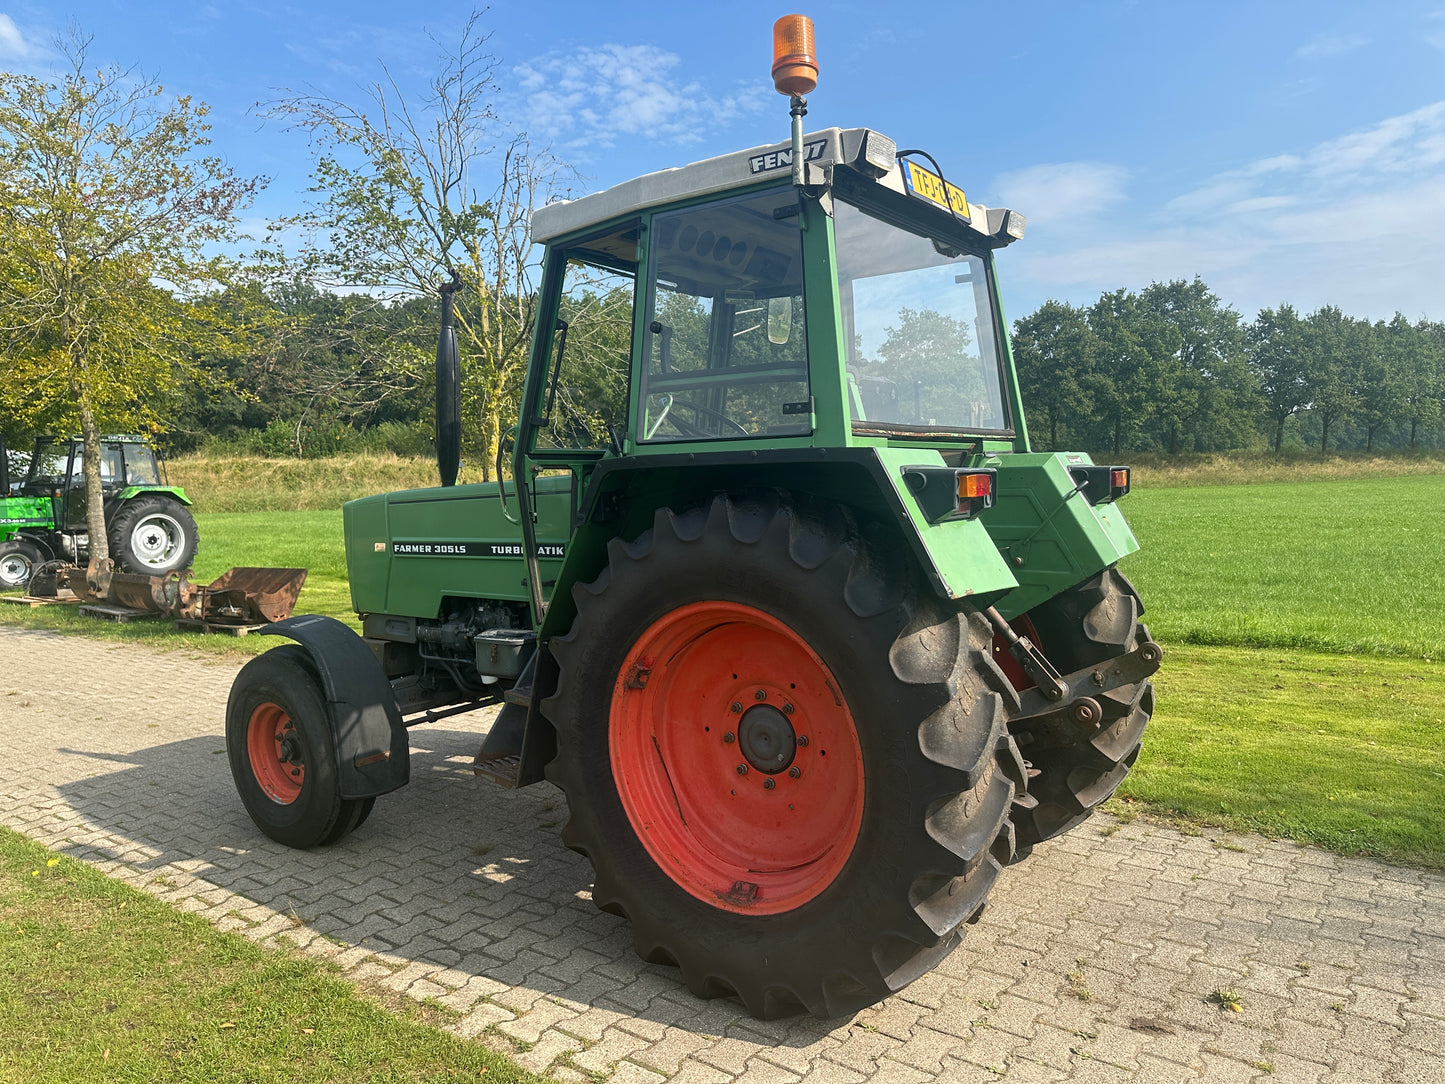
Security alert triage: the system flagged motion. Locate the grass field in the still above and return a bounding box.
[2,458,1442,866]
[1123,474,1445,658]
[0,828,543,1084]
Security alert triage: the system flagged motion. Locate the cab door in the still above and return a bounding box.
[515,220,640,618]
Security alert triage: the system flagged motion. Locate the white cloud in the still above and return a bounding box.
[0,14,32,58]
[990,162,1129,227]
[511,44,768,151]
[1294,32,1368,60]
[997,101,1445,322]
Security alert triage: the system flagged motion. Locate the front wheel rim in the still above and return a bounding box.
[0,554,30,586]
[609,601,864,915]
[130,513,185,567]
[247,703,305,804]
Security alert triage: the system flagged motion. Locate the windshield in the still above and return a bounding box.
[834,198,1009,434]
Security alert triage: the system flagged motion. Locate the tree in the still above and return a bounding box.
[1012,300,1099,450]
[1086,289,1181,455]
[1301,306,1361,453]
[1249,305,1310,452]
[0,32,261,569]
[272,13,572,480]
[1357,315,1412,452]
[1139,278,1258,452]
[1399,317,1442,449]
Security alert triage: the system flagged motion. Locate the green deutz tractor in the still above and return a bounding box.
[0,434,198,590]
[225,22,1160,1019]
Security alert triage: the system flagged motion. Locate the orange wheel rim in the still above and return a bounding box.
[247,702,304,804]
[609,601,864,914]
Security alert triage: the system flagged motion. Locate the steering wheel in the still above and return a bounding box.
[649,397,749,439]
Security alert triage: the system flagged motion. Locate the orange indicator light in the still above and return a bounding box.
[1111,469,1129,488]
[958,473,993,499]
[772,15,818,96]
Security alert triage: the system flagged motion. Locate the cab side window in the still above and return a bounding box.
[534,226,638,452]
[641,188,810,442]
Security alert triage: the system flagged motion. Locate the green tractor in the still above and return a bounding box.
[225,18,1159,1019]
[0,434,198,590]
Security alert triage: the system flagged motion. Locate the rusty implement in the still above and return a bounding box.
[46,562,308,627]
[109,570,194,614]
[192,567,308,625]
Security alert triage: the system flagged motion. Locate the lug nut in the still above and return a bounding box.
[763,777,776,790]
[754,689,766,701]
[723,732,736,743]
[796,735,809,747]
[736,763,748,775]
[782,703,794,714]
[730,702,742,713]
[788,766,801,779]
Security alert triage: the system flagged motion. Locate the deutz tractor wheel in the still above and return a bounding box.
[0,539,42,590]
[226,645,373,849]
[1000,567,1154,846]
[544,493,1028,1019]
[109,496,199,575]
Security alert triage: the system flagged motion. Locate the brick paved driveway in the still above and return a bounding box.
[2,626,1442,1083]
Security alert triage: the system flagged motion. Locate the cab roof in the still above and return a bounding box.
[530,127,1023,249]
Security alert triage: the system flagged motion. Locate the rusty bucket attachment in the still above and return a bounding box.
[193,567,308,625]
[109,569,195,614]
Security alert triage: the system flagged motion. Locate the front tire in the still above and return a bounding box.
[226,645,372,848]
[109,496,198,575]
[1002,568,1154,845]
[544,494,1027,1018]
[0,540,42,590]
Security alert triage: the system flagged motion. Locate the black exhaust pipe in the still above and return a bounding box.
[436,270,463,487]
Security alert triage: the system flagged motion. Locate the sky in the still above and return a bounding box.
[2,0,1443,324]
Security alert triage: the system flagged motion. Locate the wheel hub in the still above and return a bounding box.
[738,704,796,774]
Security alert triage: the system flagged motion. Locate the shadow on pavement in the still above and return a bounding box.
[52,720,834,1043]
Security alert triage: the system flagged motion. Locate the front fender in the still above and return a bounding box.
[260,614,409,799]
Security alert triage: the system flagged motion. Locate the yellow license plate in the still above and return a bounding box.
[901,159,970,222]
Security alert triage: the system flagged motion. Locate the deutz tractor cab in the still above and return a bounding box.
[226,16,1159,1022]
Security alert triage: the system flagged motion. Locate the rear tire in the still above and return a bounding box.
[1003,567,1154,845]
[226,645,370,848]
[0,539,42,590]
[109,496,198,575]
[544,494,1027,1019]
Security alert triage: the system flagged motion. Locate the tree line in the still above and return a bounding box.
[1013,279,1445,455]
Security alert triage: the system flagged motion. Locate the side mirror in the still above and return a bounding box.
[767,296,793,345]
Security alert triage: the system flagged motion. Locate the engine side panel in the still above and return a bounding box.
[344,477,574,621]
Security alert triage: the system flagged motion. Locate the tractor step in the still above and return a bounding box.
[473,752,522,788]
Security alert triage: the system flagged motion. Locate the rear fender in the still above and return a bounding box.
[260,614,410,799]
[537,448,1020,641]
[117,485,191,505]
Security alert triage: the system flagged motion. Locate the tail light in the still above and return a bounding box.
[903,466,997,522]
[1068,465,1131,504]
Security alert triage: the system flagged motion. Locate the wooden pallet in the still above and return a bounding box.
[2,593,79,607]
[174,617,266,637]
[78,603,158,624]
